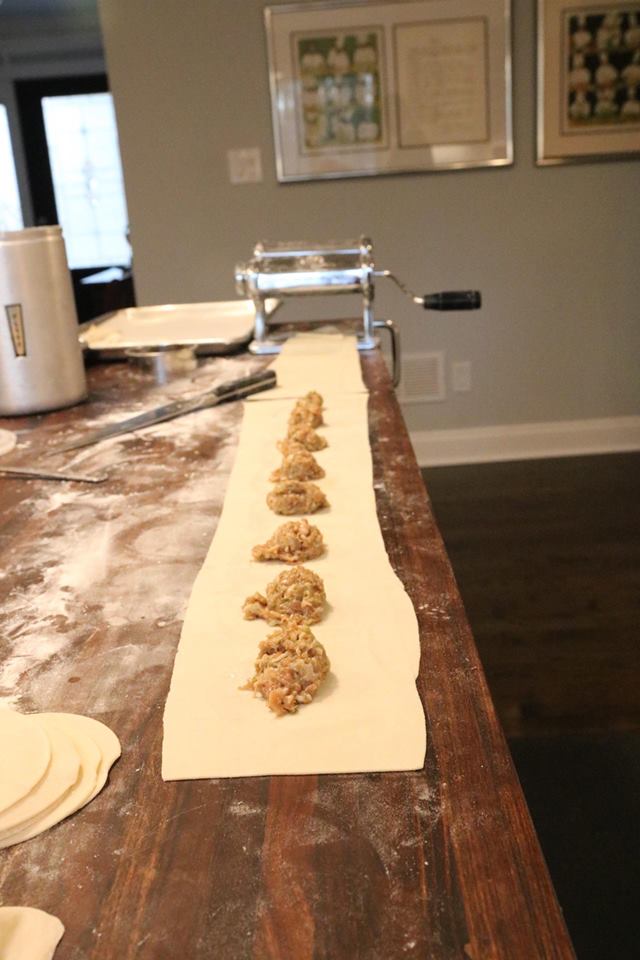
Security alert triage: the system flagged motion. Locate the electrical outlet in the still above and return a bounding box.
[227,147,263,184]
[451,360,472,392]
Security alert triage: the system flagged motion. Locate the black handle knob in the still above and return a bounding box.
[422,290,482,311]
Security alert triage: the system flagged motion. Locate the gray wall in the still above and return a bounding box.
[99,0,639,432]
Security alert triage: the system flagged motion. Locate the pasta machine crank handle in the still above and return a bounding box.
[422,290,482,310]
[375,270,482,311]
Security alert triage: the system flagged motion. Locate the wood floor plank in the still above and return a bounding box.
[423,454,640,737]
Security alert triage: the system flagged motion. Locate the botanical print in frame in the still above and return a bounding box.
[266,0,513,181]
[292,27,389,154]
[538,0,640,162]
[564,8,640,132]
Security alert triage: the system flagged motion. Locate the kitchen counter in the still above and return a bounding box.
[0,350,575,959]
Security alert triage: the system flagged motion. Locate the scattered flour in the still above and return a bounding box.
[0,356,257,712]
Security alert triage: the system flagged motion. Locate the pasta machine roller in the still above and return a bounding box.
[235,236,481,385]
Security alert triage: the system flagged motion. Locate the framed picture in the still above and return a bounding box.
[537,0,640,164]
[264,0,513,181]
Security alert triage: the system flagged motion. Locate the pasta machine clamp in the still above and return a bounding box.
[235,237,481,386]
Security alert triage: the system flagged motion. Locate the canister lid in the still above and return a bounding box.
[0,225,63,243]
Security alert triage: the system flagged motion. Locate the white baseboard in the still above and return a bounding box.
[410,415,640,467]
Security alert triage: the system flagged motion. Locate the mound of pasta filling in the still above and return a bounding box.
[267,481,328,515]
[252,519,325,563]
[270,449,325,482]
[301,390,323,412]
[243,623,330,715]
[243,565,326,625]
[288,399,323,431]
[278,425,328,455]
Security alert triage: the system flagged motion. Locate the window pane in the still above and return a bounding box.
[42,93,131,269]
[0,105,24,231]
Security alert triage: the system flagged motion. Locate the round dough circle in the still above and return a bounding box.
[0,906,64,960]
[38,712,121,801]
[0,428,16,457]
[0,718,101,848]
[0,724,79,836]
[0,711,51,815]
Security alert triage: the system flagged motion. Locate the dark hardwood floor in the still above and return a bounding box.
[422,453,640,960]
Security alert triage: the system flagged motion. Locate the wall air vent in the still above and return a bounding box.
[399,351,445,404]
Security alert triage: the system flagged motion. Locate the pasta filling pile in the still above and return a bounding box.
[251,519,325,564]
[242,624,330,717]
[243,391,331,715]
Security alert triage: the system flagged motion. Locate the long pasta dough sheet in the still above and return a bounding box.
[162,347,426,779]
[247,333,367,400]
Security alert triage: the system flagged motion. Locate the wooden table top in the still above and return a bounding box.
[0,351,575,959]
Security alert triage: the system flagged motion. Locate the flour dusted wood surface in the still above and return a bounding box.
[0,354,574,959]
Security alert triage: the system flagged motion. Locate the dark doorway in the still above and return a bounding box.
[15,74,135,323]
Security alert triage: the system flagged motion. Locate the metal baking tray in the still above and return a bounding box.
[78,299,281,359]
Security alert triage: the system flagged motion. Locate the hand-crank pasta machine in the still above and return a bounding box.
[235,236,481,386]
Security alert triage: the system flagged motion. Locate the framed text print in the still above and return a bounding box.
[537,0,640,163]
[265,0,513,181]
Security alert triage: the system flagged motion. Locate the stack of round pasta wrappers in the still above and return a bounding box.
[0,709,120,849]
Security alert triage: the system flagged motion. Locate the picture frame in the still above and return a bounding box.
[264,0,513,181]
[537,0,640,164]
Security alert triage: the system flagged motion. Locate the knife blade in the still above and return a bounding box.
[0,466,108,483]
[47,368,276,456]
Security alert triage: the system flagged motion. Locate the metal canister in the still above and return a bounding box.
[0,226,87,415]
